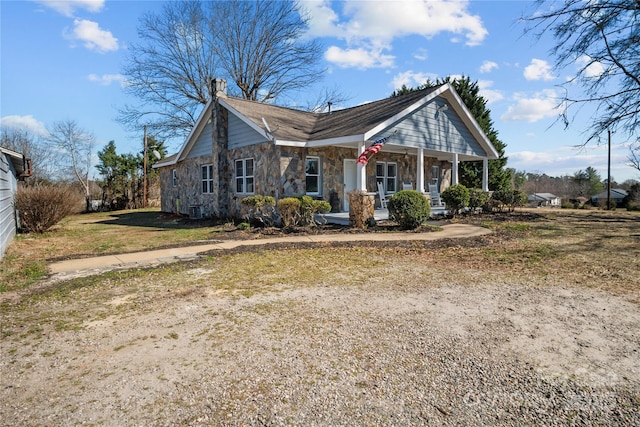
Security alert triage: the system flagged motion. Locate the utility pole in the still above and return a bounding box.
[143,125,148,208]
[607,129,611,210]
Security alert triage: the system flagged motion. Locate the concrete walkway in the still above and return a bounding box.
[47,223,491,282]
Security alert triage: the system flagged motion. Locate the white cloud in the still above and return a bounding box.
[325,45,394,69]
[501,90,564,122]
[0,115,48,136]
[413,48,428,61]
[524,58,555,81]
[66,19,118,53]
[479,60,498,74]
[390,71,438,90]
[35,0,105,17]
[477,80,503,105]
[303,0,341,39]
[577,55,605,78]
[88,73,126,86]
[308,0,487,69]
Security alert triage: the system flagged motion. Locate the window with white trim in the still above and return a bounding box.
[235,158,254,194]
[376,161,397,193]
[171,169,177,187]
[305,156,321,195]
[202,164,214,193]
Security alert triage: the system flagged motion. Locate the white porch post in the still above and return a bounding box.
[482,157,489,191]
[451,153,459,186]
[416,148,425,193]
[357,141,367,191]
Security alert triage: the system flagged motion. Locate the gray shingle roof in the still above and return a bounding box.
[222,86,442,142]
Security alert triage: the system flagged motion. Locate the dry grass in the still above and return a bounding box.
[1,207,638,302]
[0,208,240,291]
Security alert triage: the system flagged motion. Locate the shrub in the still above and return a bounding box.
[276,197,301,228]
[388,190,430,229]
[627,201,640,211]
[297,196,331,226]
[491,189,527,212]
[14,185,81,233]
[277,196,331,227]
[241,195,276,226]
[468,188,490,212]
[441,184,470,215]
[561,200,575,209]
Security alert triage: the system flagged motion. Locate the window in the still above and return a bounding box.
[376,161,397,193]
[305,156,321,195]
[201,164,214,194]
[235,158,254,194]
[171,169,177,187]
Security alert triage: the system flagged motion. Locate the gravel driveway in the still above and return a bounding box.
[2,270,638,426]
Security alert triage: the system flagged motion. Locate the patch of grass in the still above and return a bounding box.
[1,208,234,292]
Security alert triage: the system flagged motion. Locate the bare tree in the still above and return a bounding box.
[119,0,324,139]
[299,85,351,113]
[523,0,639,144]
[119,1,217,140]
[629,142,640,175]
[210,0,323,102]
[45,120,95,211]
[0,126,57,183]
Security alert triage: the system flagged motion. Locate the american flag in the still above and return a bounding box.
[357,133,394,165]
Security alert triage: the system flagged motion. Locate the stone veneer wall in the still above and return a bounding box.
[159,142,453,218]
[226,142,282,218]
[158,155,218,217]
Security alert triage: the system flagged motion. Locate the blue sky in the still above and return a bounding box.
[1,0,637,183]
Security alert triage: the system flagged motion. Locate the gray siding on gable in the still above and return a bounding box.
[186,119,214,159]
[228,113,269,149]
[375,99,486,157]
[0,153,18,259]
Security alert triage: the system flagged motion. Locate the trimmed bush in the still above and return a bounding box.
[388,190,430,229]
[468,188,490,212]
[276,196,330,227]
[276,197,301,228]
[14,185,81,233]
[441,184,470,215]
[241,195,276,226]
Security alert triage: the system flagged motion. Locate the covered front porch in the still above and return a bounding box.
[355,145,491,194]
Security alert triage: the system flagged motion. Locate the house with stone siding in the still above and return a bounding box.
[154,79,499,219]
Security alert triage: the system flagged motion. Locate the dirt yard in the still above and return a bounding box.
[1,210,639,425]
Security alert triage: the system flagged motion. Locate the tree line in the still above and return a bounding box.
[1,120,166,212]
[512,167,639,206]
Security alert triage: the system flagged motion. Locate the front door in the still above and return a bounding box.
[343,159,357,212]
